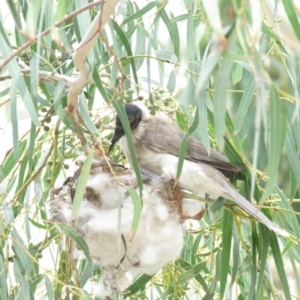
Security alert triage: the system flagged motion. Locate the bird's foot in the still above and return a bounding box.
[172,183,206,222]
[173,178,179,189]
[179,209,206,222]
[172,183,185,221]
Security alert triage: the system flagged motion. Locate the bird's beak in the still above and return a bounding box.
[108,104,142,153]
[108,125,124,152]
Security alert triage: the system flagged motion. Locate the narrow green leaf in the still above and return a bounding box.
[138,76,160,87]
[285,122,300,188]
[134,25,146,70]
[108,21,121,87]
[171,13,191,23]
[75,1,94,68]
[92,69,110,102]
[176,105,199,179]
[4,0,26,47]
[45,275,54,300]
[220,209,233,300]
[248,228,258,300]
[178,261,206,283]
[176,259,208,291]
[191,234,202,265]
[1,202,15,226]
[28,126,37,173]
[249,0,262,40]
[122,1,159,25]
[180,234,194,263]
[234,75,255,134]
[289,168,297,200]
[0,87,10,97]
[79,258,93,288]
[78,94,98,134]
[209,198,226,212]
[82,289,94,300]
[291,106,300,152]
[54,0,70,21]
[53,82,72,128]
[282,0,300,42]
[232,62,243,85]
[0,254,7,299]
[157,7,180,57]
[286,244,300,264]
[275,186,300,239]
[0,19,39,124]
[127,187,142,232]
[113,102,143,196]
[203,0,224,38]
[44,0,53,59]
[10,81,19,160]
[11,228,34,273]
[72,150,94,216]
[261,85,286,202]
[170,12,180,57]
[74,0,90,39]
[111,19,138,85]
[167,69,176,93]
[13,261,31,300]
[202,280,216,300]
[199,89,210,150]
[269,232,291,300]
[123,274,153,296]
[58,224,91,259]
[25,0,42,36]
[261,22,280,41]
[1,141,26,180]
[214,58,233,152]
[15,157,28,205]
[230,224,239,287]
[223,112,247,164]
[195,45,220,97]
[154,49,177,64]
[256,225,269,297]
[289,254,300,295]
[29,218,47,230]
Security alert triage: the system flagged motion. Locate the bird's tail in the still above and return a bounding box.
[225,190,290,238]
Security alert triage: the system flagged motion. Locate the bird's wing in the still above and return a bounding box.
[141,117,242,175]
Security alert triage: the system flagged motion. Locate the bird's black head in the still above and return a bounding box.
[108,104,143,152]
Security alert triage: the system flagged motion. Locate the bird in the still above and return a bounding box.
[109,103,289,237]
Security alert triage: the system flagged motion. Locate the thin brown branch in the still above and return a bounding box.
[68,0,119,155]
[0,1,103,73]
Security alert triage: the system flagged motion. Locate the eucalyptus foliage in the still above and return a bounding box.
[0,0,300,299]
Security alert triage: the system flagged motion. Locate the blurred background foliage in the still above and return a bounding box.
[0,0,300,299]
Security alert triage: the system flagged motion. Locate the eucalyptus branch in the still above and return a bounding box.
[68,0,120,154]
[51,119,61,188]
[20,67,72,84]
[0,1,104,73]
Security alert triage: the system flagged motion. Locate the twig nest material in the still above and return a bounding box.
[48,156,204,297]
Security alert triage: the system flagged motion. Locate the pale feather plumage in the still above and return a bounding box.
[114,103,290,238]
[48,156,204,298]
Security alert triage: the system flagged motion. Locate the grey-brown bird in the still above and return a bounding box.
[109,103,289,237]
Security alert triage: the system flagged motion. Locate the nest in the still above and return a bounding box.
[48,155,204,298]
